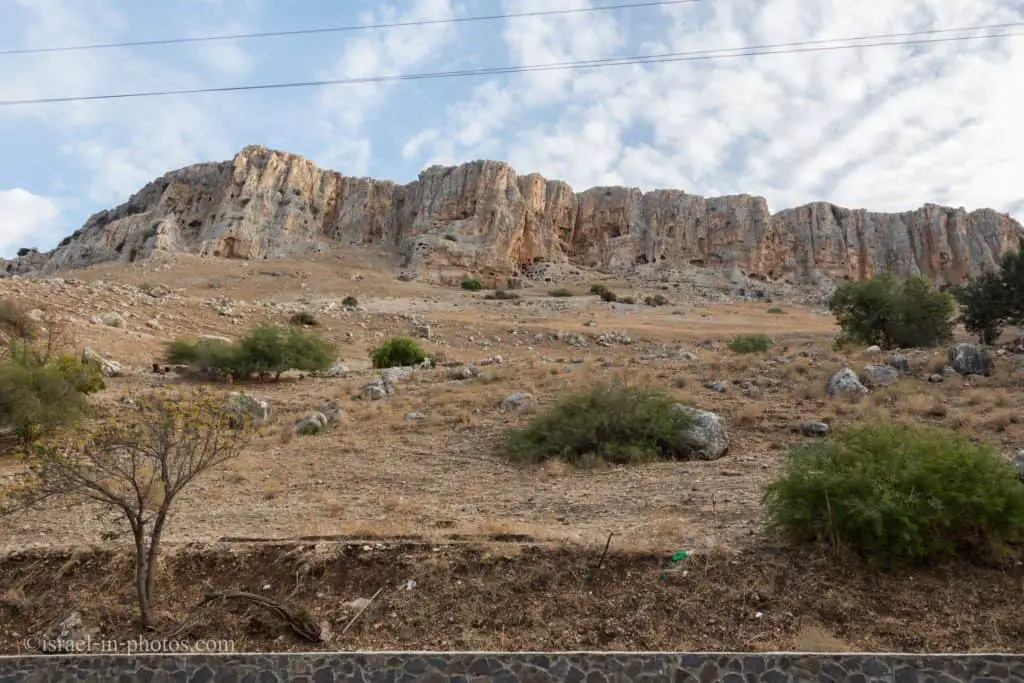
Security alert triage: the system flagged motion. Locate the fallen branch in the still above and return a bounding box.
[593,532,613,573]
[198,589,322,643]
[340,586,385,637]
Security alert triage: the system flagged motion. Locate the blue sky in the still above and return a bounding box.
[1,0,1023,257]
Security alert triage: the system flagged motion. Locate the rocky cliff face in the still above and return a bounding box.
[4,144,1021,286]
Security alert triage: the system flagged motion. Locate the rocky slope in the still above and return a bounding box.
[3,145,1021,285]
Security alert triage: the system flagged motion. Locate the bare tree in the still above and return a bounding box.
[4,389,254,630]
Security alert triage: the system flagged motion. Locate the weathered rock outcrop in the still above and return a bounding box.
[4,145,1021,285]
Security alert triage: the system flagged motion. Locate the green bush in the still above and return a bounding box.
[644,294,669,307]
[590,284,610,296]
[503,383,695,467]
[164,324,336,379]
[599,289,618,303]
[619,296,636,304]
[828,274,954,349]
[762,422,1024,567]
[289,311,318,326]
[461,278,484,291]
[371,337,427,369]
[341,296,359,308]
[548,288,574,298]
[0,356,93,445]
[727,334,773,354]
[767,307,787,314]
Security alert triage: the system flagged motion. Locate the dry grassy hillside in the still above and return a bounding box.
[1,248,1023,653]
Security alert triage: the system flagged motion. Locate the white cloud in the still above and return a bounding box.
[311,0,457,171]
[0,189,61,257]
[404,0,1024,223]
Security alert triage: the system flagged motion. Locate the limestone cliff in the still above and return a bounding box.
[4,144,1021,285]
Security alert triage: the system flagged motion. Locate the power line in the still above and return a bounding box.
[1,23,1020,107]
[0,0,701,56]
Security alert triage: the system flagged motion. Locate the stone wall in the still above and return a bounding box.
[1,651,1023,682]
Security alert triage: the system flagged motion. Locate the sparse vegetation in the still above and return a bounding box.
[4,389,255,628]
[828,274,954,349]
[767,307,787,314]
[0,300,103,446]
[590,284,610,296]
[763,422,1024,567]
[599,289,618,303]
[163,324,335,380]
[289,311,318,326]
[341,295,359,308]
[644,294,669,307]
[619,296,636,304]
[461,278,484,291]
[503,383,695,467]
[548,288,574,297]
[727,333,773,354]
[371,336,427,369]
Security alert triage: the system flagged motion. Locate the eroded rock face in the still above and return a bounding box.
[6,145,1022,284]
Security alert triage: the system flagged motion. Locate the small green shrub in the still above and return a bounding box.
[0,357,92,445]
[503,383,695,467]
[727,334,773,354]
[485,290,520,300]
[644,294,669,307]
[619,296,636,304]
[599,289,618,303]
[461,278,484,291]
[289,311,318,326]
[763,422,1024,567]
[371,337,427,369]
[548,288,574,298]
[164,325,335,379]
[767,307,787,314]
[341,296,359,308]
[590,284,610,296]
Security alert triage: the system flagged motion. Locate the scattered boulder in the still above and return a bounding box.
[826,368,868,397]
[500,392,536,413]
[228,392,269,422]
[317,362,349,378]
[865,345,882,353]
[405,411,426,421]
[360,379,393,401]
[318,400,342,423]
[381,366,416,385]
[889,353,910,374]
[705,381,728,393]
[145,319,162,330]
[82,348,122,377]
[798,421,830,437]
[861,364,900,388]
[947,343,993,377]
[416,325,431,340]
[671,405,729,460]
[294,412,329,436]
[100,312,126,329]
[928,373,944,383]
[25,308,45,323]
[450,364,482,380]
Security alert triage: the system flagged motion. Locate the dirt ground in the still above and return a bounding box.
[0,249,1023,654]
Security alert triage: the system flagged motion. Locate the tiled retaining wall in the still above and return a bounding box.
[1,651,1023,683]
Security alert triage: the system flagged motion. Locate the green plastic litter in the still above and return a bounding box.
[670,550,690,562]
